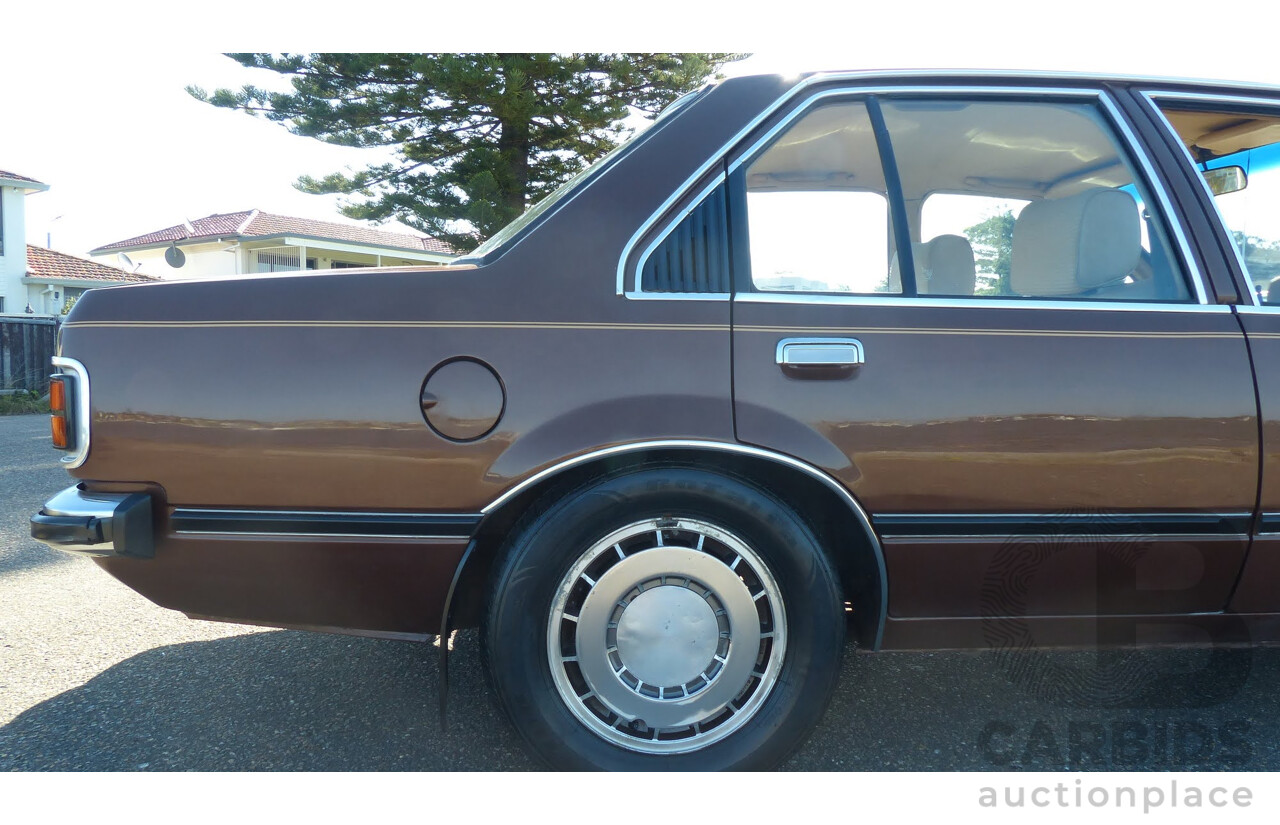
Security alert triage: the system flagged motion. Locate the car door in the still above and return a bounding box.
[1141,87,1280,615]
[721,83,1259,629]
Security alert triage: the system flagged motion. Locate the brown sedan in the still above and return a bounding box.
[30,70,1280,770]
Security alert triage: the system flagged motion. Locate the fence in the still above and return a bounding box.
[0,317,58,395]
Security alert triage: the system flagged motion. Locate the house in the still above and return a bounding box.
[2,169,154,316]
[25,245,158,314]
[1,169,49,315]
[90,209,454,279]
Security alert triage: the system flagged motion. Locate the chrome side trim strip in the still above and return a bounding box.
[51,356,90,469]
[479,438,889,649]
[170,508,481,539]
[1139,90,1280,307]
[734,292,1231,312]
[172,531,469,541]
[875,511,1253,538]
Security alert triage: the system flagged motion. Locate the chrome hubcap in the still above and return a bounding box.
[547,518,787,754]
[616,584,720,688]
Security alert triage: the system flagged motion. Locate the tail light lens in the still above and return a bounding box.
[50,375,74,450]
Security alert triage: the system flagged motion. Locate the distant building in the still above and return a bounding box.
[1,169,50,315]
[25,245,158,314]
[2,169,154,316]
[91,209,455,279]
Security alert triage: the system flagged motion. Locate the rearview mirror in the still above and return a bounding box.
[1205,165,1247,196]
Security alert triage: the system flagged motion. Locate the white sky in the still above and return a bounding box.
[1,1,1276,259]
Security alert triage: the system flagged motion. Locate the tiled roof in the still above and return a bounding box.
[92,209,454,255]
[25,245,159,284]
[0,169,47,187]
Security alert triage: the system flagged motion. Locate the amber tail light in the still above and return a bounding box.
[49,375,75,450]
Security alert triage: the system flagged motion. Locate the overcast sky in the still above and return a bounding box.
[2,2,1275,260]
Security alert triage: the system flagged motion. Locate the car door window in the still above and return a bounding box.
[741,101,900,294]
[739,96,1195,303]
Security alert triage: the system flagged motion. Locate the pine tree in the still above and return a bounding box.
[189,53,745,252]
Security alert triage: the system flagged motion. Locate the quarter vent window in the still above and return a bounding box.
[640,183,731,293]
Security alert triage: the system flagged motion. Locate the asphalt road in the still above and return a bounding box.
[4,412,1280,771]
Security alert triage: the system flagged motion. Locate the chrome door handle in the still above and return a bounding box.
[775,337,865,368]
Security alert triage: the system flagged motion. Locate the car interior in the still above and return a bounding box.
[744,97,1190,302]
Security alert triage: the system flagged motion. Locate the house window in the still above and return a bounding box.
[0,191,5,257]
[331,261,366,269]
[254,248,318,272]
[0,297,5,313]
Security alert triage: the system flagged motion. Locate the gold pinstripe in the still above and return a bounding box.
[63,319,1240,340]
[62,320,730,332]
[737,326,1239,339]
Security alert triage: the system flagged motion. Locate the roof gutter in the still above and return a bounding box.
[0,177,50,193]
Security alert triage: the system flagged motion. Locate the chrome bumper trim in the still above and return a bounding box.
[31,485,154,558]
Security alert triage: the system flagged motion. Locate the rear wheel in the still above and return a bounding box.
[483,467,845,770]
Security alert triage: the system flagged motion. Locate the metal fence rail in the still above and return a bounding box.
[0,317,58,395]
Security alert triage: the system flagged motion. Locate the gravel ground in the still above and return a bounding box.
[3,412,1279,771]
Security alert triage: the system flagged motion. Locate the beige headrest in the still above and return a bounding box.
[1011,189,1140,297]
[888,234,976,296]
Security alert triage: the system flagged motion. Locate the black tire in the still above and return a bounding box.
[482,467,845,770]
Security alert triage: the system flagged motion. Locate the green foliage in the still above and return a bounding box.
[189,53,745,252]
[0,390,48,416]
[964,210,1016,296]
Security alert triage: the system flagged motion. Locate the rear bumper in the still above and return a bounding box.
[30,485,154,558]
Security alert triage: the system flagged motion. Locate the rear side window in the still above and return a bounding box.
[735,94,1194,303]
[1157,103,1280,303]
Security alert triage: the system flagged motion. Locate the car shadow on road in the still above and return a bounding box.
[0,628,535,771]
[5,630,1280,771]
[0,544,74,578]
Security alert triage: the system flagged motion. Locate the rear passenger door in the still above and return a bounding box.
[724,84,1258,622]
[1142,88,1280,614]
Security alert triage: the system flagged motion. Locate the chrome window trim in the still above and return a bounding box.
[623,291,732,302]
[1139,90,1280,308]
[622,82,1210,306]
[479,438,889,649]
[51,356,90,469]
[803,69,1280,97]
[1097,93,1209,305]
[734,292,1232,313]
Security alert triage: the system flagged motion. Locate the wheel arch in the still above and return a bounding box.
[446,440,888,650]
